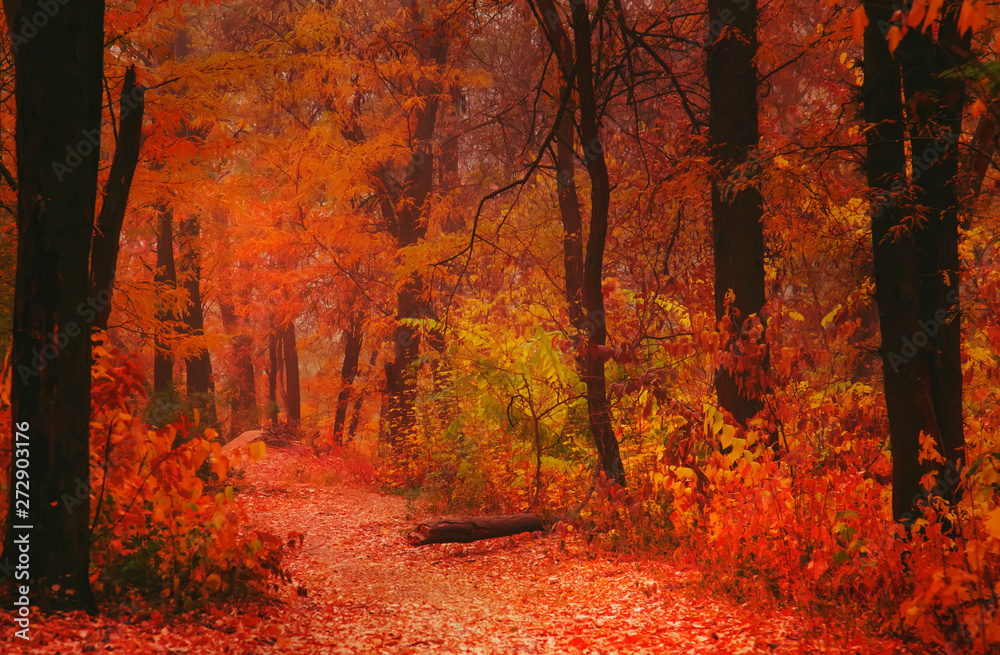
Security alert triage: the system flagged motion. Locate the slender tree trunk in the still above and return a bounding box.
[2,0,104,611]
[90,66,146,331]
[535,0,585,329]
[178,215,217,427]
[707,0,768,429]
[334,316,364,443]
[348,349,378,438]
[153,203,177,394]
[385,11,446,449]
[220,302,256,441]
[267,325,279,426]
[530,0,626,485]
[282,320,301,425]
[571,0,626,486]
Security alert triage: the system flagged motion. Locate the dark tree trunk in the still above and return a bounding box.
[571,0,627,486]
[267,325,280,426]
[282,320,301,425]
[534,0,585,329]
[900,5,967,502]
[2,0,104,612]
[348,349,378,438]
[963,112,998,201]
[220,302,256,442]
[529,0,626,486]
[708,0,768,429]
[90,66,145,331]
[871,1,967,524]
[153,202,177,394]
[334,315,364,443]
[178,215,217,428]
[410,513,545,546]
[384,8,446,450]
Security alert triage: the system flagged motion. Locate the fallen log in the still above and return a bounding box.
[410,512,546,546]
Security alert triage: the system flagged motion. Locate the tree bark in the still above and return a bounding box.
[178,215,217,428]
[571,0,627,486]
[383,6,447,452]
[282,320,301,425]
[220,301,256,442]
[153,202,177,394]
[891,2,967,520]
[533,0,585,329]
[90,66,146,331]
[268,324,280,426]
[2,0,104,611]
[410,513,545,546]
[708,0,768,429]
[864,0,968,526]
[334,314,364,443]
[348,349,378,438]
[530,0,627,486]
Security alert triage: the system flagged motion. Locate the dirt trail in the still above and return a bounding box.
[239,447,887,654]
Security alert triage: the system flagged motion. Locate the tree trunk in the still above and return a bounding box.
[282,320,301,425]
[708,0,768,429]
[178,215,217,428]
[268,324,280,426]
[571,0,627,486]
[385,7,447,450]
[153,202,177,394]
[334,315,364,443]
[530,0,627,486]
[90,66,146,331]
[2,0,104,612]
[881,2,967,523]
[410,513,545,546]
[220,302,256,442]
[348,349,378,438]
[533,0,585,329]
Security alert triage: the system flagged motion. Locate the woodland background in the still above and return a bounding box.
[0,0,998,652]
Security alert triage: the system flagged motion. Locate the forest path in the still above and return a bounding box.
[238,446,880,654]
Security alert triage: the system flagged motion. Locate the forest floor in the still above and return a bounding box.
[2,444,917,654]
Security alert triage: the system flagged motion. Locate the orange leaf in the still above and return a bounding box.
[851,7,868,45]
[970,99,986,119]
[906,0,927,29]
[887,25,903,54]
[924,0,944,30]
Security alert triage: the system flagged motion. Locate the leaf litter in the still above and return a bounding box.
[0,446,915,654]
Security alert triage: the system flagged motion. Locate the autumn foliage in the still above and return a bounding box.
[1,0,1000,651]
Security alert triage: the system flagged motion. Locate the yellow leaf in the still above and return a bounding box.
[205,573,222,593]
[851,8,868,45]
[675,467,696,481]
[822,304,842,329]
[248,440,267,461]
